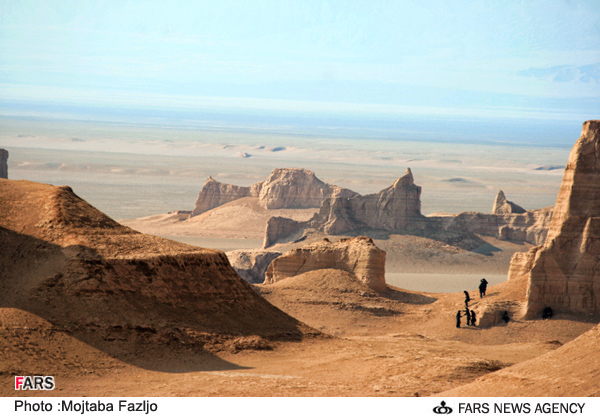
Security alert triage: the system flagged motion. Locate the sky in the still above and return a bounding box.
[0,0,599,137]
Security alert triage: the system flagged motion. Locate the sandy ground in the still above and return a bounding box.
[2,179,599,398]
[2,269,598,397]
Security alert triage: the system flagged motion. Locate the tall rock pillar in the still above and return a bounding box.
[517,120,600,317]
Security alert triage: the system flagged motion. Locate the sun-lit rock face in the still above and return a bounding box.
[311,168,425,234]
[507,120,600,317]
[255,168,358,210]
[191,168,357,216]
[264,236,387,292]
[492,190,526,214]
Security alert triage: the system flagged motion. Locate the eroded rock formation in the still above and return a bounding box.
[508,120,600,317]
[226,249,282,284]
[263,169,552,248]
[191,176,252,216]
[0,179,311,360]
[264,236,387,292]
[192,168,357,216]
[0,149,8,179]
[492,190,526,214]
[309,168,424,234]
[256,168,358,210]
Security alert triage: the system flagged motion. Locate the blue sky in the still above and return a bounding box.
[0,0,599,127]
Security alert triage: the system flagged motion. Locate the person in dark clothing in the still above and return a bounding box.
[542,306,553,320]
[470,309,477,326]
[456,310,462,328]
[502,311,509,323]
[465,309,471,326]
[479,278,488,298]
[464,290,471,309]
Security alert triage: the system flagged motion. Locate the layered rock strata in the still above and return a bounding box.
[192,168,357,216]
[264,236,387,292]
[0,179,311,358]
[508,120,600,317]
[0,149,7,179]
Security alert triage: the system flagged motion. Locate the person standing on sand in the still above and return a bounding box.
[456,310,462,328]
[464,290,471,309]
[465,309,471,326]
[470,309,477,326]
[479,278,488,298]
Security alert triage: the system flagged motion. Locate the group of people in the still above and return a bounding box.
[455,278,555,328]
[455,278,488,328]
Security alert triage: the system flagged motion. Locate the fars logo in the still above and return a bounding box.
[15,376,55,391]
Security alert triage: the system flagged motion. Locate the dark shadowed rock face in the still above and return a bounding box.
[226,249,282,284]
[0,149,8,179]
[507,120,600,317]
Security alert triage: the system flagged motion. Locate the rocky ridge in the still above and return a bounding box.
[263,170,552,248]
[264,236,387,292]
[0,179,312,363]
[508,120,600,317]
[192,168,357,216]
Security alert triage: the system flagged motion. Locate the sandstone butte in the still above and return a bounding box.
[191,168,357,216]
[0,179,313,363]
[264,236,387,292]
[509,120,600,318]
[0,148,8,179]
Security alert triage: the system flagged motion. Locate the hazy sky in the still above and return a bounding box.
[0,0,599,123]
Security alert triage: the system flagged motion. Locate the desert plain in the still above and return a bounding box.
[1,119,600,398]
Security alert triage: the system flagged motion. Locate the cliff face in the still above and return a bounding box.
[507,121,600,317]
[255,168,358,210]
[0,149,8,179]
[310,168,425,234]
[0,179,310,360]
[191,168,357,216]
[191,176,252,216]
[264,236,387,292]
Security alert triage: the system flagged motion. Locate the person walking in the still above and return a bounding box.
[470,309,477,326]
[464,290,471,309]
[456,310,462,328]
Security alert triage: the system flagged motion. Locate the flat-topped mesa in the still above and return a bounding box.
[492,190,526,214]
[310,168,425,234]
[191,168,358,216]
[264,236,387,292]
[0,149,8,179]
[508,120,600,317]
